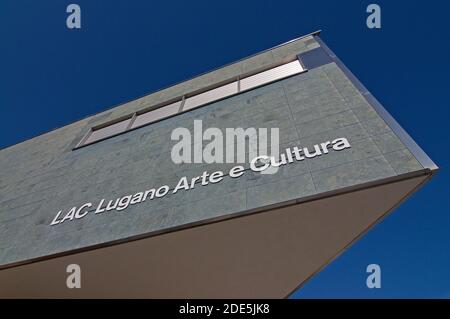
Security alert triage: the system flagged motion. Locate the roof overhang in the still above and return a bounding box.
[0,171,433,298]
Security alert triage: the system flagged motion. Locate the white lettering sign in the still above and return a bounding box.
[50,137,351,225]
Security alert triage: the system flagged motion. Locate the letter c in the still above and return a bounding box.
[250,155,271,172]
[75,203,92,219]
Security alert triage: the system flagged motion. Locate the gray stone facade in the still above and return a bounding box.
[0,33,429,268]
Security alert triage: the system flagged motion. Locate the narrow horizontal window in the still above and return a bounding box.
[75,58,306,149]
[83,118,132,145]
[183,81,239,111]
[131,100,181,129]
[240,60,304,91]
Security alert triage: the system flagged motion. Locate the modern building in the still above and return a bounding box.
[0,31,437,298]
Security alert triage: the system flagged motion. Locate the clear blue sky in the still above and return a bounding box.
[0,0,448,298]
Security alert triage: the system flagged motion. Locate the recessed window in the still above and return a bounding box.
[83,118,132,145]
[131,101,181,129]
[183,81,239,111]
[240,60,304,91]
[75,58,306,149]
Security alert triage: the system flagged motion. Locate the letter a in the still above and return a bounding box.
[171,128,192,164]
[366,4,381,29]
[66,4,81,29]
[173,177,190,194]
[66,264,81,288]
[366,264,381,288]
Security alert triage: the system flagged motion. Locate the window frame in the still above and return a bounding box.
[73,57,306,150]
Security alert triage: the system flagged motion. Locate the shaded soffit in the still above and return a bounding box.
[0,173,431,298]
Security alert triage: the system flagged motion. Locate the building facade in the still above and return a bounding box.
[0,31,437,298]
